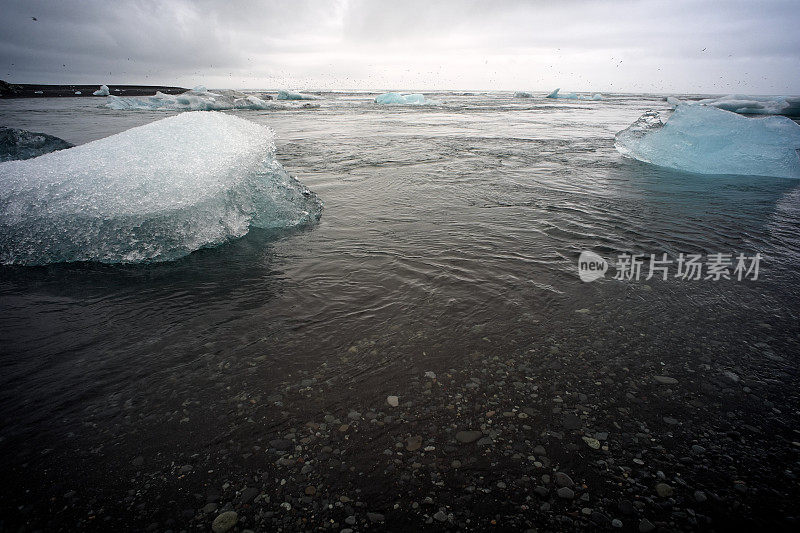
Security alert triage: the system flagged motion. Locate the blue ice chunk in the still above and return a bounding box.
[615,104,800,179]
[276,90,320,100]
[374,92,439,105]
[546,88,577,99]
[0,112,322,265]
[92,84,110,96]
[546,88,600,100]
[514,91,533,98]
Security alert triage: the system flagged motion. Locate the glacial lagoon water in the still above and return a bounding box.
[0,92,799,531]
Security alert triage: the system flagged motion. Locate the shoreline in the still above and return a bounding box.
[0,82,188,99]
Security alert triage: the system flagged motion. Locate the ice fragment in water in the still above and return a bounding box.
[615,104,800,179]
[0,112,322,265]
[276,90,320,100]
[374,92,439,105]
[105,88,279,111]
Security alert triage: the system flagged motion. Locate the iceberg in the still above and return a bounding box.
[667,94,800,116]
[374,92,438,105]
[696,94,800,117]
[92,84,110,96]
[105,88,278,111]
[1,127,73,162]
[615,104,800,179]
[546,88,601,100]
[276,90,320,101]
[514,91,533,98]
[0,112,323,265]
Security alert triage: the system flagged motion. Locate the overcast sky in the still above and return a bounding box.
[1,0,798,94]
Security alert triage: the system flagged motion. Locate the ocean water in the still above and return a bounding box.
[1,92,799,530]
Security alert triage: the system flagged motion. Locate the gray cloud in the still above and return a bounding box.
[1,0,798,93]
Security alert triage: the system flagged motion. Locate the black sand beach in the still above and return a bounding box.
[0,81,188,99]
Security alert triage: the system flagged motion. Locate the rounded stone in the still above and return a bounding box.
[212,511,238,533]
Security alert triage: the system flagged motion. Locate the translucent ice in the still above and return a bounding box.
[697,94,800,117]
[93,84,110,96]
[0,127,73,162]
[514,91,533,98]
[667,94,800,116]
[276,90,320,100]
[105,89,278,111]
[546,88,572,99]
[615,104,800,179]
[0,112,323,265]
[374,92,439,105]
[546,88,601,100]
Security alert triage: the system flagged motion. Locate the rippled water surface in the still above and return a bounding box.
[1,92,799,531]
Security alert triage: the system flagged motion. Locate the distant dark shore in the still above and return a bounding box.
[0,81,188,99]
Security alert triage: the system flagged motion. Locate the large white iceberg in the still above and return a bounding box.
[105,88,278,111]
[276,90,320,101]
[93,84,110,96]
[0,112,322,265]
[374,92,439,105]
[615,104,800,179]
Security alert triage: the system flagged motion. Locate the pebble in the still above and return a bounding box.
[638,518,655,532]
[655,483,674,498]
[554,472,574,487]
[386,395,399,407]
[211,511,238,533]
[582,436,601,449]
[557,487,575,499]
